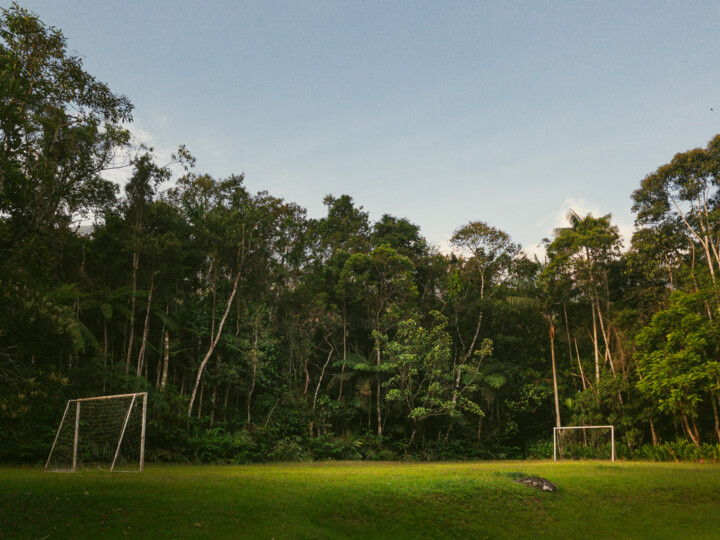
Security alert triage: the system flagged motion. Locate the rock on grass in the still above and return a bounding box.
[513,477,557,492]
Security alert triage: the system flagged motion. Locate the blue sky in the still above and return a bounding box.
[15,0,720,254]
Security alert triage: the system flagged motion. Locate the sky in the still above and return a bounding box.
[14,0,720,255]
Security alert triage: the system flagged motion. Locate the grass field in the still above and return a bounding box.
[1,461,719,539]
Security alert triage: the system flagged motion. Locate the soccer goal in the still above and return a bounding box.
[45,392,147,472]
[553,425,615,462]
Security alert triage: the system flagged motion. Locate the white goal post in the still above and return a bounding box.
[553,425,615,462]
[45,392,147,472]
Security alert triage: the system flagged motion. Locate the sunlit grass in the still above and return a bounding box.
[1,461,719,539]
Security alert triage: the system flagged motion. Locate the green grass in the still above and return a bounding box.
[1,461,719,539]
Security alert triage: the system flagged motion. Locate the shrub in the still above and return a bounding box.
[634,440,720,462]
[526,439,552,459]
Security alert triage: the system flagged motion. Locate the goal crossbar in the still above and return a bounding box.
[45,392,147,472]
[553,425,615,462]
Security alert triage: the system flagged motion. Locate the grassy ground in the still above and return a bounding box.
[1,460,719,539]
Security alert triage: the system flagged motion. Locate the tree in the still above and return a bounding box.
[1,3,132,282]
[372,214,427,260]
[167,174,257,418]
[380,311,488,448]
[311,194,370,260]
[632,135,720,285]
[636,291,720,445]
[448,221,519,411]
[544,210,622,383]
[338,245,417,435]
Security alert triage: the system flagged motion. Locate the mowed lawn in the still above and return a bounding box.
[1,461,719,539]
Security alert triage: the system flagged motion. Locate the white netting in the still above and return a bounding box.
[46,393,146,472]
[554,426,614,461]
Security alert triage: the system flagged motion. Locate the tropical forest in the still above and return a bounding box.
[3,4,720,466]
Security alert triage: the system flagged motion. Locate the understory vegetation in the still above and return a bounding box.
[3,4,720,464]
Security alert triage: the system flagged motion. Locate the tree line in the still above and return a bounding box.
[2,4,719,462]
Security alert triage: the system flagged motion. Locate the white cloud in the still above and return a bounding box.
[430,233,454,256]
[523,242,547,263]
[535,196,634,255]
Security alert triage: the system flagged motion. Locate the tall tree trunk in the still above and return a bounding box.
[103,316,108,393]
[562,303,574,376]
[339,310,347,401]
[159,330,170,391]
[303,356,310,397]
[595,299,616,376]
[408,426,417,450]
[550,324,561,427]
[573,338,588,391]
[125,251,139,374]
[649,418,658,446]
[680,407,700,447]
[376,345,383,437]
[155,308,166,388]
[313,342,335,411]
[591,300,600,383]
[247,328,258,425]
[136,272,154,376]
[711,392,720,444]
[187,266,242,417]
[449,306,485,425]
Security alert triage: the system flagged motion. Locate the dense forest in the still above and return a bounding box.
[2,5,720,463]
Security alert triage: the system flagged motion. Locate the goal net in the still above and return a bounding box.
[553,425,615,461]
[45,393,147,472]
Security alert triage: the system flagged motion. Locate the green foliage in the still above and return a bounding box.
[636,291,719,419]
[1,3,132,282]
[6,5,720,465]
[634,440,720,462]
[526,439,553,459]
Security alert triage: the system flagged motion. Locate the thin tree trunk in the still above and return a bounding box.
[649,418,658,445]
[303,356,310,397]
[187,265,242,417]
[313,343,335,410]
[247,326,259,425]
[136,272,154,376]
[125,251,139,374]
[550,324,561,427]
[595,299,616,376]
[160,330,170,391]
[690,415,701,446]
[103,317,108,393]
[339,311,347,401]
[264,397,280,428]
[155,308,166,389]
[562,302,574,372]
[408,426,417,449]
[669,195,716,283]
[573,338,588,391]
[680,408,700,447]
[376,345,383,437]
[711,392,720,444]
[591,300,600,383]
[664,254,675,290]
